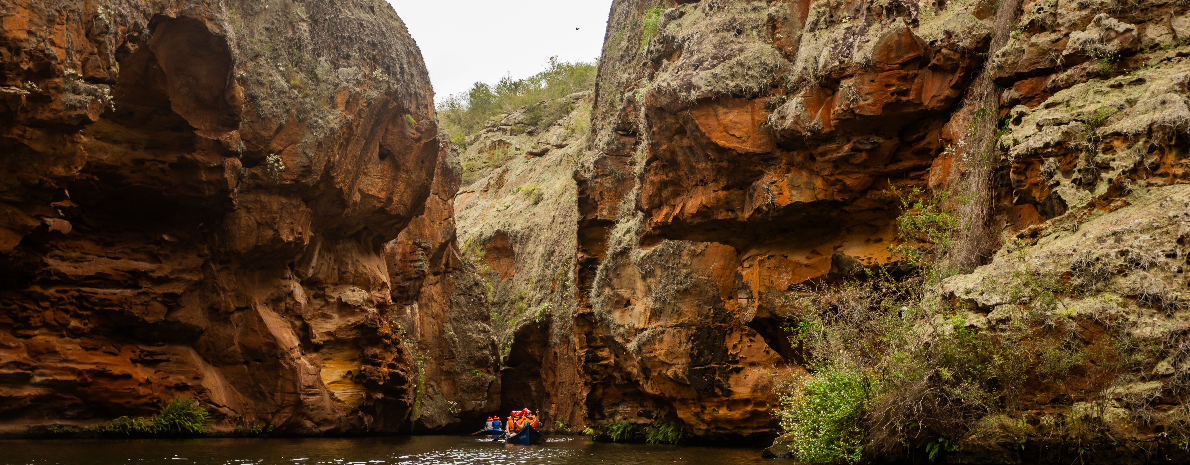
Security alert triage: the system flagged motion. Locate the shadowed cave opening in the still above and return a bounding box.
[500,319,550,417]
[75,15,241,223]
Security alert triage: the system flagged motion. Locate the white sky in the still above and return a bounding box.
[388,0,615,103]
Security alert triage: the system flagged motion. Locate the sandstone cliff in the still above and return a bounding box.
[385,136,501,432]
[3,0,1189,456]
[565,0,1190,448]
[0,0,490,434]
[573,0,994,439]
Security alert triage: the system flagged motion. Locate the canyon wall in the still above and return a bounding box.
[0,0,498,434]
[385,138,501,432]
[451,94,592,430]
[574,0,994,439]
[1,0,1187,452]
[565,0,1190,444]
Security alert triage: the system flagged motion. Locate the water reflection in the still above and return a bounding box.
[1,436,771,465]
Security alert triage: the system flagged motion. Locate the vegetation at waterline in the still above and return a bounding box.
[774,184,1190,463]
[644,419,687,445]
[606,421,642,443]
[588,419,688,445]
[437,57,597,146]
[777,365,870,464]
[42,398,213,438]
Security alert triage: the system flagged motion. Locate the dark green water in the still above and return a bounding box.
[0,436,772,464]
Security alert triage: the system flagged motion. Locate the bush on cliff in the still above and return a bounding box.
[437,57,597,142]
[776,364,870,464]
[773,179,1190,461]
[773,189,1010,461]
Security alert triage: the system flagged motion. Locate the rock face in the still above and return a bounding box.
[451,94,592,430]
[3,0,1188,452]
[0,0,454,433]
[992,0,1190,230]
[384,137,501,432]
[573,0,998,439]
[566,0,1190,444]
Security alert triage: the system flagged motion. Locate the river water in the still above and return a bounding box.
[0,435,773,465]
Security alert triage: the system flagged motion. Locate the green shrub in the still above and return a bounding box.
[265,153,285,177]
[450,133,468,151]
[565,101,592,138]
[777,365,871,464]
[152,397,212,435]
[461,157,481,182]
[925,437,959,462]
[891,188,958,260]
[486,146,514,168]
[1084,106,1117,129]
[234,424,275,436]
[606,421,643,442]
[640,7,666,51]
[89,398,211,437]
[645,419,687,445]
[1096,53,1117,78]
[516,185,544,205]
[887,186,960,284]
[44,424,82,435]
[438,57,596,140]
[90,416,153,436]
[524,98,577,130]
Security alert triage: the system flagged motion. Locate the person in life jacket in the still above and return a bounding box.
[507,411,522,433]
[485,416,494,431]
[517,409,531,431]
[522,408,541,429]
[491,416,502,432]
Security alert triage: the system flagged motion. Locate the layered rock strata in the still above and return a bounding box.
[570,0,1190,444]
[574,0,999,439]
[2,0,1188,452]
[0,0,485,433]
[384,136,501,432]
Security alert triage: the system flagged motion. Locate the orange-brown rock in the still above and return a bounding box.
[0,0,447,434]
[572,0,994,439]
[384,141,502,432]
[566,0,1190,446]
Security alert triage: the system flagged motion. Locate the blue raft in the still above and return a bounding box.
[504,424,544,446]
